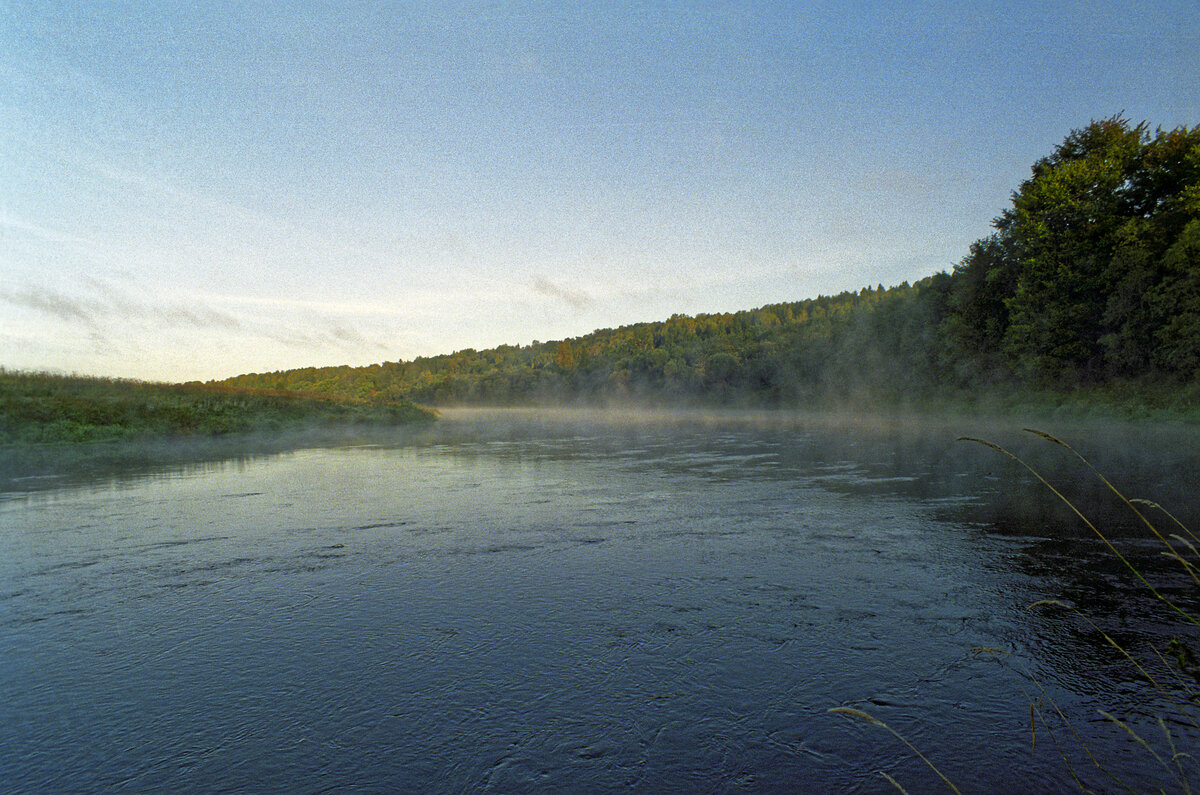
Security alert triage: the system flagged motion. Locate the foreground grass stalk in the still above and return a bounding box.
[973,647,1131,793]
[1099,710,1192,795]
[1135,498,1200,549]
[838,430,1198,791]
[1029,601,1173,702]
[878,770,912,794]
[827,707,963,794]
[1032,702,1108,794]
[1161,718,1194,794]
[962,430,1200,791]
[1031,601,1200,737]
[1150,644,1200,701]
[1024,429,1200,591]
[957,434,1199,627]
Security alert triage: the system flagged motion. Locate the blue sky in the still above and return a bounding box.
[2,1,1197,382]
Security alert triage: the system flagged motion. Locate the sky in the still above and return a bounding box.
[2,1,1198,383]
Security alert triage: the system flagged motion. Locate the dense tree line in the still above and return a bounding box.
[946,117,1200,382]
[213,118,1200,412]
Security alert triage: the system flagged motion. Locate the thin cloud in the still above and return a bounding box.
[157,305,243,331]
[84,157,273,232]
[0,213,92,247]
[330,326,390,352]
[254,324,389,353]
[87,329,116,355]
[4,282,243,332]
[532,275,592,309]
[190,291,404,316]
[3,287,100,324]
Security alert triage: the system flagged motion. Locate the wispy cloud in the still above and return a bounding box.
[157,305,243,330]
[191,292,403,315]
[532,275,591,309]
[322,325,390,353]
[3,287,101,324]
[256,323,390,354]
[0,213,92,247]
[2,282,242,332]
[83,158,274,232]
[79,277,228,329]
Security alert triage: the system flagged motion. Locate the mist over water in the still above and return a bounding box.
[3,409,1199,792]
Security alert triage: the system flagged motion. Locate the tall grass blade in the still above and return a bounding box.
[958,436,1199,627]
[1098,710,1190,793]
[1150,643,1200,701]
[973,644,1138,792]
[1160,717,1192,795]
[829,707,964,794]
[1133,499,1200,547]
[1169,534,1200,564]
[1023,429,1200,588]
[1031,698,1038,752]
[1029,599,1200,734]
[879,770,912,794]
[1030,700,1103,794]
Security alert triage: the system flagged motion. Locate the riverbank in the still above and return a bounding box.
[0,371,436,447]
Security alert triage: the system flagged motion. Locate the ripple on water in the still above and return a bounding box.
[1,418,1198,793]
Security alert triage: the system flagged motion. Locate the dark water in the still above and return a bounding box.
[3,409,1200,793]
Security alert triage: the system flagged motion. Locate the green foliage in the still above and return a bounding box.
[976,116,1200,382]
[209,117,1199,415]
[942,235,1021,375]
[0,371,435,446]
[212,287,920,408]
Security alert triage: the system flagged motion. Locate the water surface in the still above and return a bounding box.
[3,409,1198,792]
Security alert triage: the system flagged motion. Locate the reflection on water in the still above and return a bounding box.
[2,409,1199,792]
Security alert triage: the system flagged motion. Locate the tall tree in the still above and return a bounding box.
[1001,116,1147,379]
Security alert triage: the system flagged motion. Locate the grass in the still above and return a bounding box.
[827,707,964,794]
[0,370,436,446]
[831,429,1200,792]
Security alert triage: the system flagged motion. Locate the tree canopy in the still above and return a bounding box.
[212,117,1200,413]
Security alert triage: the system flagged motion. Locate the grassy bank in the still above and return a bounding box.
[0,370,436,446]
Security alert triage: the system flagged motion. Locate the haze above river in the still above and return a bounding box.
[3,409,1199,792]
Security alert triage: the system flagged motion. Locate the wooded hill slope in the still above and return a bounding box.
[212,118,1200,413]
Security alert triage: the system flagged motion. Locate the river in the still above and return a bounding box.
[2,408,1199,792]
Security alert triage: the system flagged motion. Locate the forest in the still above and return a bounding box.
[212,118,1200,416]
